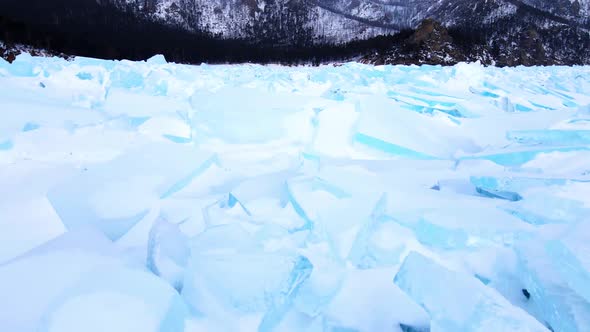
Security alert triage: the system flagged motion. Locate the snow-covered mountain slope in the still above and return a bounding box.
[110,0,590,43]
[2,53,590,332]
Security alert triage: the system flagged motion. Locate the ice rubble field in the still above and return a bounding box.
[1,53,590,332]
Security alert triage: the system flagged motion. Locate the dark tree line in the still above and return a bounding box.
[0,0,403,64]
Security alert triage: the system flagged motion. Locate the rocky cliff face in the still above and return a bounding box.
[360,16,590,66]
[360,19,487,66]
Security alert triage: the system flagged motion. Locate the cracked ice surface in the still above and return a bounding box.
[1,54,590,331]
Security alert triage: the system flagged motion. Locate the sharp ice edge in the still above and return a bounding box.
[516,237,590,332]
[394,252,549,331]
[1,54,590,331]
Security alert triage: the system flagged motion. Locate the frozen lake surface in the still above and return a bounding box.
[1,54,590,331]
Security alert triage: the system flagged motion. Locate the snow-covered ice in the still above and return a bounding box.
[1,54,590,331]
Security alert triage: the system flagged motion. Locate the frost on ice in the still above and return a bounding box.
[1,54,590,331]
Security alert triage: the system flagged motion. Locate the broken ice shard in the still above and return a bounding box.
[545,240,590,304]
[516,239,590,332]
[399,323,429,332]
[471,176,568,193]
[47,144,215,240]
[348,194,414,268]
[320,267,430,332]
[394,252,549,331]
[189,87,305,143]
[463,147,590,166]
[412,218,470,250]
[146,54,167,65]
[471,176,572,202]
[471,177,524,201]
[182,225,313,331]
[37,267,188,332]
[146,218,190,292]
[0,227,187,332]
[354,133,436,159]
[507,130,590,147]
[502,193,588,225]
